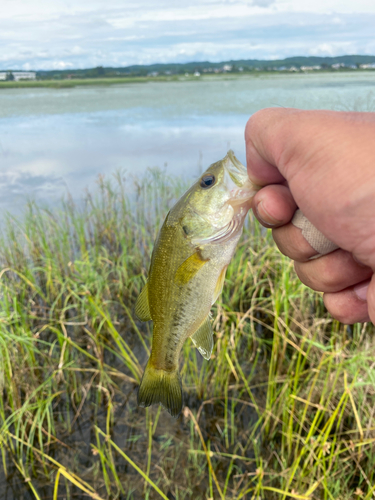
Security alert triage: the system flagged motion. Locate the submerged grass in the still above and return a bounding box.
[0,169,375,499]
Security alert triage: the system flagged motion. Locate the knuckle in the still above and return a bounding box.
[315,261,338,291]
[274,226,316,262]
[294,260,336,292]
[295,256,344,292]
[323,294,364,325]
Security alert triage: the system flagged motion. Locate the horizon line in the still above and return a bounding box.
[2,53,375,73]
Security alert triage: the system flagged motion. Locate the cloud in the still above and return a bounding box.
[0,169,66,207]
[1,2,375,70]
[252,0,276,5]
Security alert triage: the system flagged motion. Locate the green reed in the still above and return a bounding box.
[0,169,374,499]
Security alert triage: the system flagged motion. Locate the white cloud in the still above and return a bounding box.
[275,0,375,13]
[0,1,375,70]
[309,43,351,56]
[107,3,270,27]
[331,16,345,25]
[50,61,75,69]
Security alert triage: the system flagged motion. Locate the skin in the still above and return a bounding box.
[137,153,256,417]
[147,155,252,371]
[245,108,375,325]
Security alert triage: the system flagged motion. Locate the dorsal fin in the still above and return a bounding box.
[191,316,214,360]
[134,282,152,321]
[174,251,208,286]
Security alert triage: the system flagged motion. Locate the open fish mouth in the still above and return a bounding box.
[223,149,259,212]
[224,150,258,205]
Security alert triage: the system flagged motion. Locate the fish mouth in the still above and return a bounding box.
[224,150,258,208]
[189,151,260,246]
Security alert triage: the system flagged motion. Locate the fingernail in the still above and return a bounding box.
[255,200,282,227]
[354,281,370,302]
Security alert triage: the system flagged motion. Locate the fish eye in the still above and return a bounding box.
[200,174,215,189]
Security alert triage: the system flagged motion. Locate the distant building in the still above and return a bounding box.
[360,63,375,69]
[222,64,232,72]
[301,65,322,71]
[0,71,36,81]
[13,71,36,80]
[194,71,200,77]
[331,63,345,69]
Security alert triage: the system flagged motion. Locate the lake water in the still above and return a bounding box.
[0,72,374,214]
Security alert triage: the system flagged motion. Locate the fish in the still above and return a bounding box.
[135,150,258,417]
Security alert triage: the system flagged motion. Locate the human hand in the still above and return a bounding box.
[245,108,375,324]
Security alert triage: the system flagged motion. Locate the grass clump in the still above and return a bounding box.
[0,170,374,499]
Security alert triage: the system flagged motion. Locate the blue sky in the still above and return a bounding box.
[1,0,375,70]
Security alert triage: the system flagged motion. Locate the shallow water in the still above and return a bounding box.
[0,316,265,499]
[0,72,374,499]
[0,72,374,215]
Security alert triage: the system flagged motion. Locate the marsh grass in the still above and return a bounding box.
[0,170,375,499]
[2,71,374,90]
[0,77,169,89]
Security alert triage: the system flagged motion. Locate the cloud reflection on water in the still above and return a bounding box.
[0,110,247,216]
[1,73,375,217]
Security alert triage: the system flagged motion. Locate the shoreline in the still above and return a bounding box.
[1,69,374,89]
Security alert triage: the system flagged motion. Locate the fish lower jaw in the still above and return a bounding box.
[229,188,257,208]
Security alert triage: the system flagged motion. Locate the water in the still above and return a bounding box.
[0,72,374,214]
[1,72,374,498]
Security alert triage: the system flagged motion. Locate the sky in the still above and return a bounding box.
[1,0,375,70]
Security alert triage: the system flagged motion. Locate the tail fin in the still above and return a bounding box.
[137,361,183,418]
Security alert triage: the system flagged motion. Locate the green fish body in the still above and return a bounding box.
[135,151,257,417]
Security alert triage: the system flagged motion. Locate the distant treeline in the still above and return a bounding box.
[3,55,375,80]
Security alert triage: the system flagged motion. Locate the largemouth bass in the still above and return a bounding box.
[135,150,257,417]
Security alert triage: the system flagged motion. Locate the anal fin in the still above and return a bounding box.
[191,316,214,360]
[134,282,152,321]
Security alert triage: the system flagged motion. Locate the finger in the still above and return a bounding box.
[366,276,375,325]
[252,184,297,228]
[272,222,318,261]
[294,250,373,293]
[324,282,371,324]
[245,109,287,186]
[245,108,375,253]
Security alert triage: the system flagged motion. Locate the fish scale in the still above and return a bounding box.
[135,150,258,417]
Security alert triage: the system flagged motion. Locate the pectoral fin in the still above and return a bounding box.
[191,316,214,360]
[174,251,208,286]
[134,282,152,321]
[213,265,228,304]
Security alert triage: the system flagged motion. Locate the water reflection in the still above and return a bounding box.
[0,111,247,215]
[0,73,374,216]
